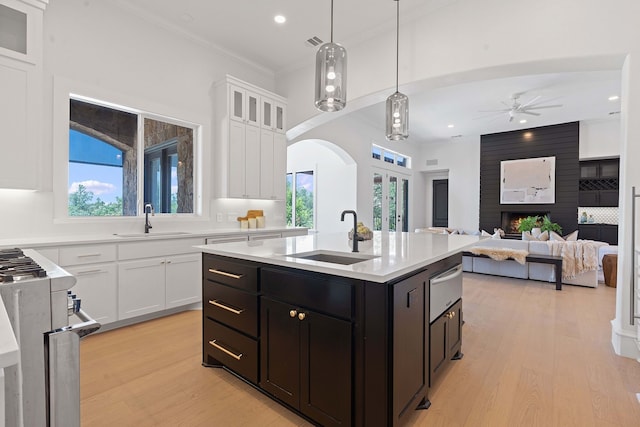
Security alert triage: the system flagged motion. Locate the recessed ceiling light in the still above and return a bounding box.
[274,15,286,24]
[608,95,619,101]
[447,124,454,128]
[519,119,527,124]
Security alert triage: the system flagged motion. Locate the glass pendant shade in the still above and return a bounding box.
[386,91,409,140]
[315,41,347,112]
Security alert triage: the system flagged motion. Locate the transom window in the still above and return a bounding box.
[371,144,411,169]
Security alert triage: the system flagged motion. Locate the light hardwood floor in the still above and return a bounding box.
[80,274,640,426]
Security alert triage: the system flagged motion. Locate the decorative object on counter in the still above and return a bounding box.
[588,214,595,223]
[237,210,264,228]
[348,222,373,241]
[580,211,588,223]
[256,216,265,228]
[386,0,409,141]
[314,0,347,112]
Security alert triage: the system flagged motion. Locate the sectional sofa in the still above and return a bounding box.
[461,238,611,288]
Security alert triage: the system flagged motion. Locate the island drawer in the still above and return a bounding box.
[203,254,258,292]
[204,281,258,337]
[261,267,353,320]
[204,318,258,384]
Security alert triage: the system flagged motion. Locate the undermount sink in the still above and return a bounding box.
[288,250,378,265]
[114,231,192,238]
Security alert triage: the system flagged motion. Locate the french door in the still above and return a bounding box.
[373,169,409,232]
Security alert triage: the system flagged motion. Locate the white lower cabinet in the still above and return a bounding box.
[118,258,166,320]
[165,253,201,309]
[118,253,202,320]
[65,263,117,325]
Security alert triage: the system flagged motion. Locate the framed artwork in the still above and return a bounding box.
[500,156,555,204]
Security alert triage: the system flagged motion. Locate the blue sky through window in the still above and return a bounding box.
[68,130,123,203]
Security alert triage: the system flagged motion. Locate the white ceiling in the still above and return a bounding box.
[115,0,622,142]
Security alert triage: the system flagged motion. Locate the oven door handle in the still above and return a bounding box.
[48,309,101,338]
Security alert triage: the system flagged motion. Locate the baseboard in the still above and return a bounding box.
[610,319,640,361]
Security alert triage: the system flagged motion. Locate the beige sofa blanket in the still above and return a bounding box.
[469,246,529,265]
[546,240,599,279]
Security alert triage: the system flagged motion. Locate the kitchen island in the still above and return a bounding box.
[197,231,481,426]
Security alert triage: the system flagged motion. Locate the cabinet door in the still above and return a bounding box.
[244,124,261,198]
[262,97,274,129]
[447,299,463,358]
[229,84,245,123]
[260,297,300,409]
[274,102,286,133]
[578,190,599,207]
[66,263,117,325]
[300,309,351,427]
[578,224,600,241]
[0,58,36,189]
[580,163,598,179]
[599,159,619,178]
[228,120,246,197]
[260,129,275,199]
[600,224,618,245]
[272,133,287,200]
[393,274,426,422]
[429,313,448,386]
[599,190,619,207]
[118,258,166,320]
[165,253,201,309]
[245,90,260,127]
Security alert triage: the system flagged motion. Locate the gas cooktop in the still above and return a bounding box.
[0,248,47,283]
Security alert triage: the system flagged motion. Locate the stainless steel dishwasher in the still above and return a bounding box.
[429,263,463,322]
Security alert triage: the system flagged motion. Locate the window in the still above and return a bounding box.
[371,144,411,168]
[67,98,196,217]
[286,170,314,228]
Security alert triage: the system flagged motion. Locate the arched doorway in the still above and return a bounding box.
[287,139,357,233]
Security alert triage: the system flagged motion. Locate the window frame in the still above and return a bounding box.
[52,78,204,222]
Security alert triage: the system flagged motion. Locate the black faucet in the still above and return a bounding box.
[341,210,359,252]
[144,203,154,233]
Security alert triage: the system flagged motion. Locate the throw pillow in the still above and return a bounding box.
[522,230,550,241]
[564,230,578,241]
[549,231,564,241]
[491,230,502,240]
[481,230,492,237]
[549,230,579,242]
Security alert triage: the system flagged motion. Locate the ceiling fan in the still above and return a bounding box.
[479,93,563,122]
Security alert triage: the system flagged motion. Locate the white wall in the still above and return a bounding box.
[287,140,357,233]
[0,0,277,238]
[579,119,621,159]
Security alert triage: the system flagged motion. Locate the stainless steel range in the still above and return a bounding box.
[0,248,100,427]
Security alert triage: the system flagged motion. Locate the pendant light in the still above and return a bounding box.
[386,0,408,140]
[315,0,347,112]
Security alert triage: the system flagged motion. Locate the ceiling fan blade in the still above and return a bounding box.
[477,108,510,113]
[521,111,541,116]
[524,104,563,110]
[519,95,541,109]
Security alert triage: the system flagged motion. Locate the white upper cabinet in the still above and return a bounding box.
[215,75,287,199]
[230,84,260,127]
[262,97,286,134]
[0,0,46,190]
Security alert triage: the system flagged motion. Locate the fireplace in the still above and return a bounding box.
[501,211,550,237]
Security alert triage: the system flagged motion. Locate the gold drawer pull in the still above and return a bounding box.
[209,299,244,315]
[209,340,242,361]
[208,269,243,279]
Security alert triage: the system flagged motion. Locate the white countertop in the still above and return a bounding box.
[197,231,482,283]
[0,227,307,249]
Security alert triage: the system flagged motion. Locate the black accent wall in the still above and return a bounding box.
[479,122,579,236]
